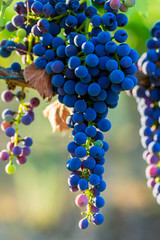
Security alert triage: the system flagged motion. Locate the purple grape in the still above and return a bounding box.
[5,127,15,137]
[37,19,49,32]
[12,15,25,27]
[0,151,10,161]
[42,3,55,17]
[17,156,27,165]
[23,137,33,147]
[6,142,14,151]
[30,98,40,108]
[21,114,32,125]
[79,218,89,229]
[31,25,42,37]
[0,39,8,47]
[14,1,27,14]
[5,21,17,32]
[12,146,22,156]
[1,90,13,102]
[22,147,31,156]
[31,1,43,14]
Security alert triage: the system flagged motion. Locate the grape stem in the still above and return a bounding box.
[26,33,34,65]
[0,5,6,30]
[84,0,93,39]
[14,90,25,146]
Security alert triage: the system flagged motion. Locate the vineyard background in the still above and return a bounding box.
[0,0,160,239]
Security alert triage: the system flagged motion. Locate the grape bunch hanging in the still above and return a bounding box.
[0,0,140,229]
[132,22,160,207]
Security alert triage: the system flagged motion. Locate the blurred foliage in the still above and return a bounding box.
[0,1,160,240]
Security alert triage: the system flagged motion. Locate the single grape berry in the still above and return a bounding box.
[5,162,16,175]
[1,90,13,102]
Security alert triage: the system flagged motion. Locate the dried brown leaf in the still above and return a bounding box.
[43,99,71,132]
[24,63,55,100]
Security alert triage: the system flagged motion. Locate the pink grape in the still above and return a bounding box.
[146,165,158,178]
[75,194,88,207]
[1,121,12,131]
[0,151,10,161]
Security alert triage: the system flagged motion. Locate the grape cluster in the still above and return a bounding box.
[132,86,160,205]
[132,21,160,205]
[138,21,160,87]
[47,3,137,229]
[0,82,40,174]
[0,0,138,229]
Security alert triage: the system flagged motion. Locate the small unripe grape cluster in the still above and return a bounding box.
[109,0,135,12]
[0,89,40,174]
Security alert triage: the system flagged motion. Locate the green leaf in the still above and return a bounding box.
[92,2,105,15]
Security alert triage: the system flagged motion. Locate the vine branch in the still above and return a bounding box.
[0,64,155,90]
[0,65,29,89]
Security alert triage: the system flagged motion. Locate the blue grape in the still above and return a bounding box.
[110,70,124,83]
[34,57,47,69]
[42,4,55,17]
[55,2,67,14]
[117,43,130,57]
[52,74,65,87]
[74,132,87,145]
[44,49,55,60]
[106,59,118,72]
[84,108,97,121]
[102,12,116,27]
[65,15,78,28]
[33,44,46,56]
[31,2,43,14]
[85,54,99,67]
[65,45,78,57]
[68,56,81,69]
[69,157,81,171]
[75,146,87,158]
[105,41,117,53]
[37,19,49,32]
[52,37,64,48]
[97,31,111,44]
[81,42,95,54]
[85,6,97,18]
[114,29,128,42]
[78,179,88,190]
[116,13,128,27]
[89,174,100,186]
[51,60,64,73]
[98,119,111,132]
[74,34,87,47]
[88,83,101,96]
[63,95,77,107]
[90,15,102,27]
[92,213,104,225]
[94,196,105,208]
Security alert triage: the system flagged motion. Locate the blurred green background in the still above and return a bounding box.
[0,1,160,239]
